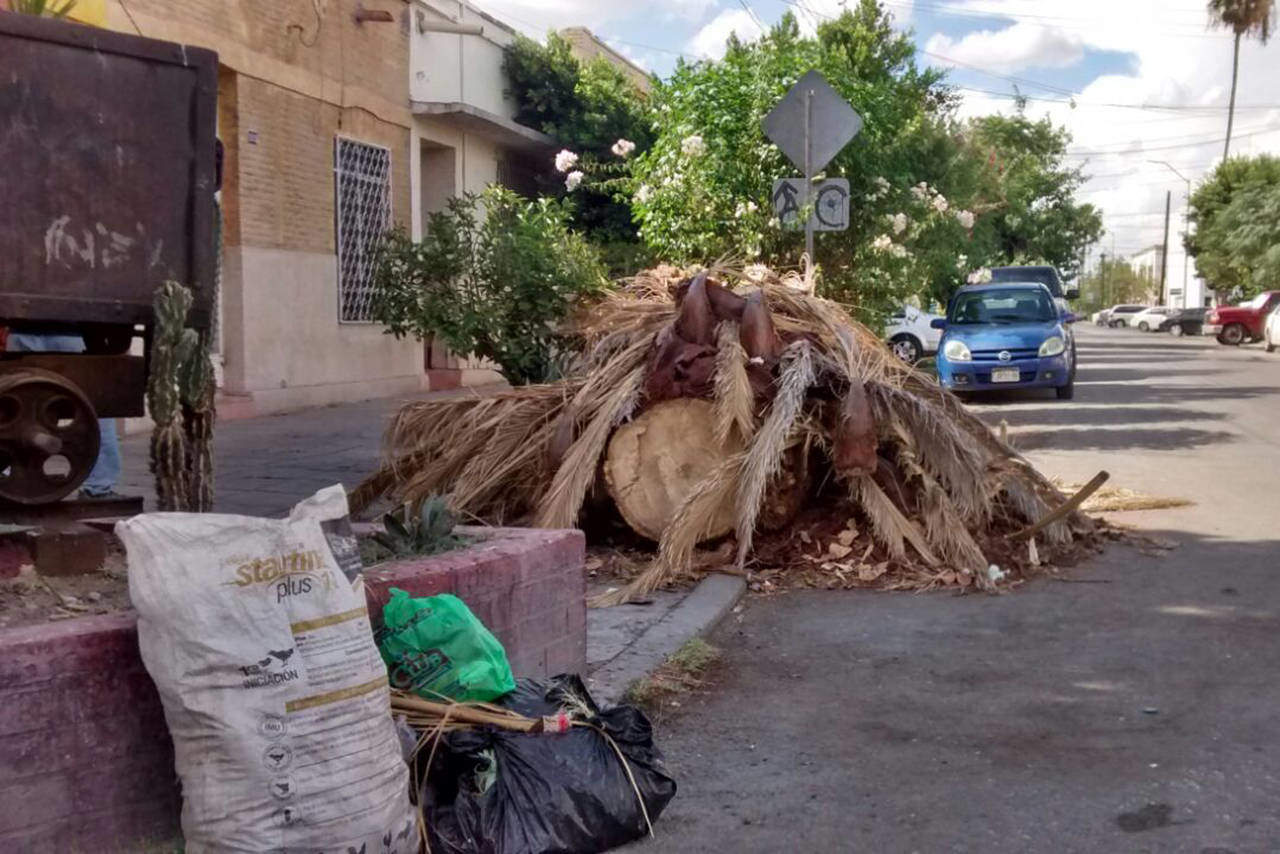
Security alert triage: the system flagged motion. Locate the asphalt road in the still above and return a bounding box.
[631,324,1280,853]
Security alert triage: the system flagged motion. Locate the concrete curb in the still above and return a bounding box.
[588,573,746,706]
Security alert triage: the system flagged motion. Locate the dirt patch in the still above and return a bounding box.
[0,543,131,631]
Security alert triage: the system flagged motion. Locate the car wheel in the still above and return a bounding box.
[1266,332,1276,353]
[1169,324,1184,337]
[1056,380,1075,400]
[889,334,922,364]
[1218,323,1246,346]
[1138,321,1149,331]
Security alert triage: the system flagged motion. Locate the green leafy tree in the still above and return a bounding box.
[1186,153,1280,297]
[1078,257,1153,310]
[371,188,606,385]
[625,2,1101,316]
[1206,0,1276,158]
[503,34,654,268]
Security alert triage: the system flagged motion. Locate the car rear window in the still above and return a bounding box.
[989,267,1062,296]
[950,288,1057,324]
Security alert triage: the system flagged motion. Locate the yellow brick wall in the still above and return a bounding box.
[101,0,412,253]
[233,77,409,253]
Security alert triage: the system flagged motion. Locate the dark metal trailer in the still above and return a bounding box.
[0,12,217,504]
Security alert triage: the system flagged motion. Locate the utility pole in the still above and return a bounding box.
[1159,190,1171,304]
[1100,251,1108,307]
[1148,160,1192,308]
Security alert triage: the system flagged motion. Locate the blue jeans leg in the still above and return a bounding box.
[5,333,120,494]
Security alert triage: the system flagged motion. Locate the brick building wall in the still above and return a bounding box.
[99,0,427,415]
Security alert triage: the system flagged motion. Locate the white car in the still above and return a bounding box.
[885,304,943,363]
[1266,304,1280,353]
[1106,304,1148,327]
[1130,306,1174,332]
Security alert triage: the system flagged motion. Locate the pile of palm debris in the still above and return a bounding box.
[354,264,1105,604]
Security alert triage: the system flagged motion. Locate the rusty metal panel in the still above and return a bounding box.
[0,354,146,417]
[0,13,218,330]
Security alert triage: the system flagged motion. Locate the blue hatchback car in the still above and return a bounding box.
[932,282,1077,400]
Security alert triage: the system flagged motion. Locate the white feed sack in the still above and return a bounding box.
[119,485,415,854]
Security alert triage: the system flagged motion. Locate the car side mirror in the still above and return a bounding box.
[1064,284,1080,300]
[930,318,947,330]
[1062,312,1078,324]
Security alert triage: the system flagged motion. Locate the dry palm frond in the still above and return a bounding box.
[854,474,939,565]
[734,340,814,566]
[887,417,989,578]
[712,320,756,447]
[869,382,992,524]
[535,365,645,529]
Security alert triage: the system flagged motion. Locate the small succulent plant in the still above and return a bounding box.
[372,495,467,558]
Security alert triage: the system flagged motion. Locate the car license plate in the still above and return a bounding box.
[991,368,1020,383]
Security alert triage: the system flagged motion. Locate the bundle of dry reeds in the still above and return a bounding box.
[355,264,1094,604]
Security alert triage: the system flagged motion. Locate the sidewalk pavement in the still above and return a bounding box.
[118,389,490,518]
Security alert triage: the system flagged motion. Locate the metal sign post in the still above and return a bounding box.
[762,70,863,265]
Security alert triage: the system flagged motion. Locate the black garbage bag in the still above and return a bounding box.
[420,674,677,854]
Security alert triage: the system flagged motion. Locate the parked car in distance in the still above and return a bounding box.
[1106,304,1147,327]
[1265,304,1280,353]
[932,282,1076,400]
[1130,306,1174,331]
[988,265,1079,300]
[1164,307,1207,336]
[1091,309,1109,325]
[1204,291,1280,345]
[884,304,942,363]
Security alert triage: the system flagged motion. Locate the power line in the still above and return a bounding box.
[1067,125,1280,156]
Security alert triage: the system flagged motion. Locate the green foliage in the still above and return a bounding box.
[1206,0,1275,40]
[1187,154,1280,297]
[626,2,1101,318]
[504,34,653,249]
[371,187,606,385]
[10,0,77,16]
[371,497,468,560]
[1077,257,1153,310]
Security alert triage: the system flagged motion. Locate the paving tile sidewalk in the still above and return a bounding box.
[117,388,497,517]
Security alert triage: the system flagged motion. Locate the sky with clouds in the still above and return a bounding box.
[479,0,1280,290]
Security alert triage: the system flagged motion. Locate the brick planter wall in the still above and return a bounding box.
[0,527,585,853]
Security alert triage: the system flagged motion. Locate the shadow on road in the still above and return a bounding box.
[979,406,1228,428]
[1009,426,1237,452]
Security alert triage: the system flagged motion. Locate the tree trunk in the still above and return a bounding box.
[603,399,742,542]
[1224,30,1241,160]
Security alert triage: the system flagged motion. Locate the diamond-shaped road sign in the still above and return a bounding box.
[772,178,850,231]
[761,70,863,174]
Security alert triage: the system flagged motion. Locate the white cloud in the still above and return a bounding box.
[793,0,914,35]
[931,0,1280,284]
[926,22,1084,73]
[686,9,766,60]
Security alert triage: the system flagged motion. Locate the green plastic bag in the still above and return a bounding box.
[377,589,516,703]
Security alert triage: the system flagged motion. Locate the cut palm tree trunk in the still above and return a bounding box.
[604,398,742,541]
[356,264,1103,603]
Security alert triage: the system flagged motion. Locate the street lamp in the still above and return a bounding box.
[1147,159,1192,308]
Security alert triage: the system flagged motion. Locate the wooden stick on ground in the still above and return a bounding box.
[1006,470,1110,542]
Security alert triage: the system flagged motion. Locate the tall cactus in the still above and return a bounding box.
[149,281,216,511]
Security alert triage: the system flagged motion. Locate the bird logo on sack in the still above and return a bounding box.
[224,547,336,603]
[239,647,299,688]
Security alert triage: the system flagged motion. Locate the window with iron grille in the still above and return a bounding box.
[334,137,392,323]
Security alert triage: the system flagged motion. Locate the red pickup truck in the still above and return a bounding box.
[1204,291,1280,345]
